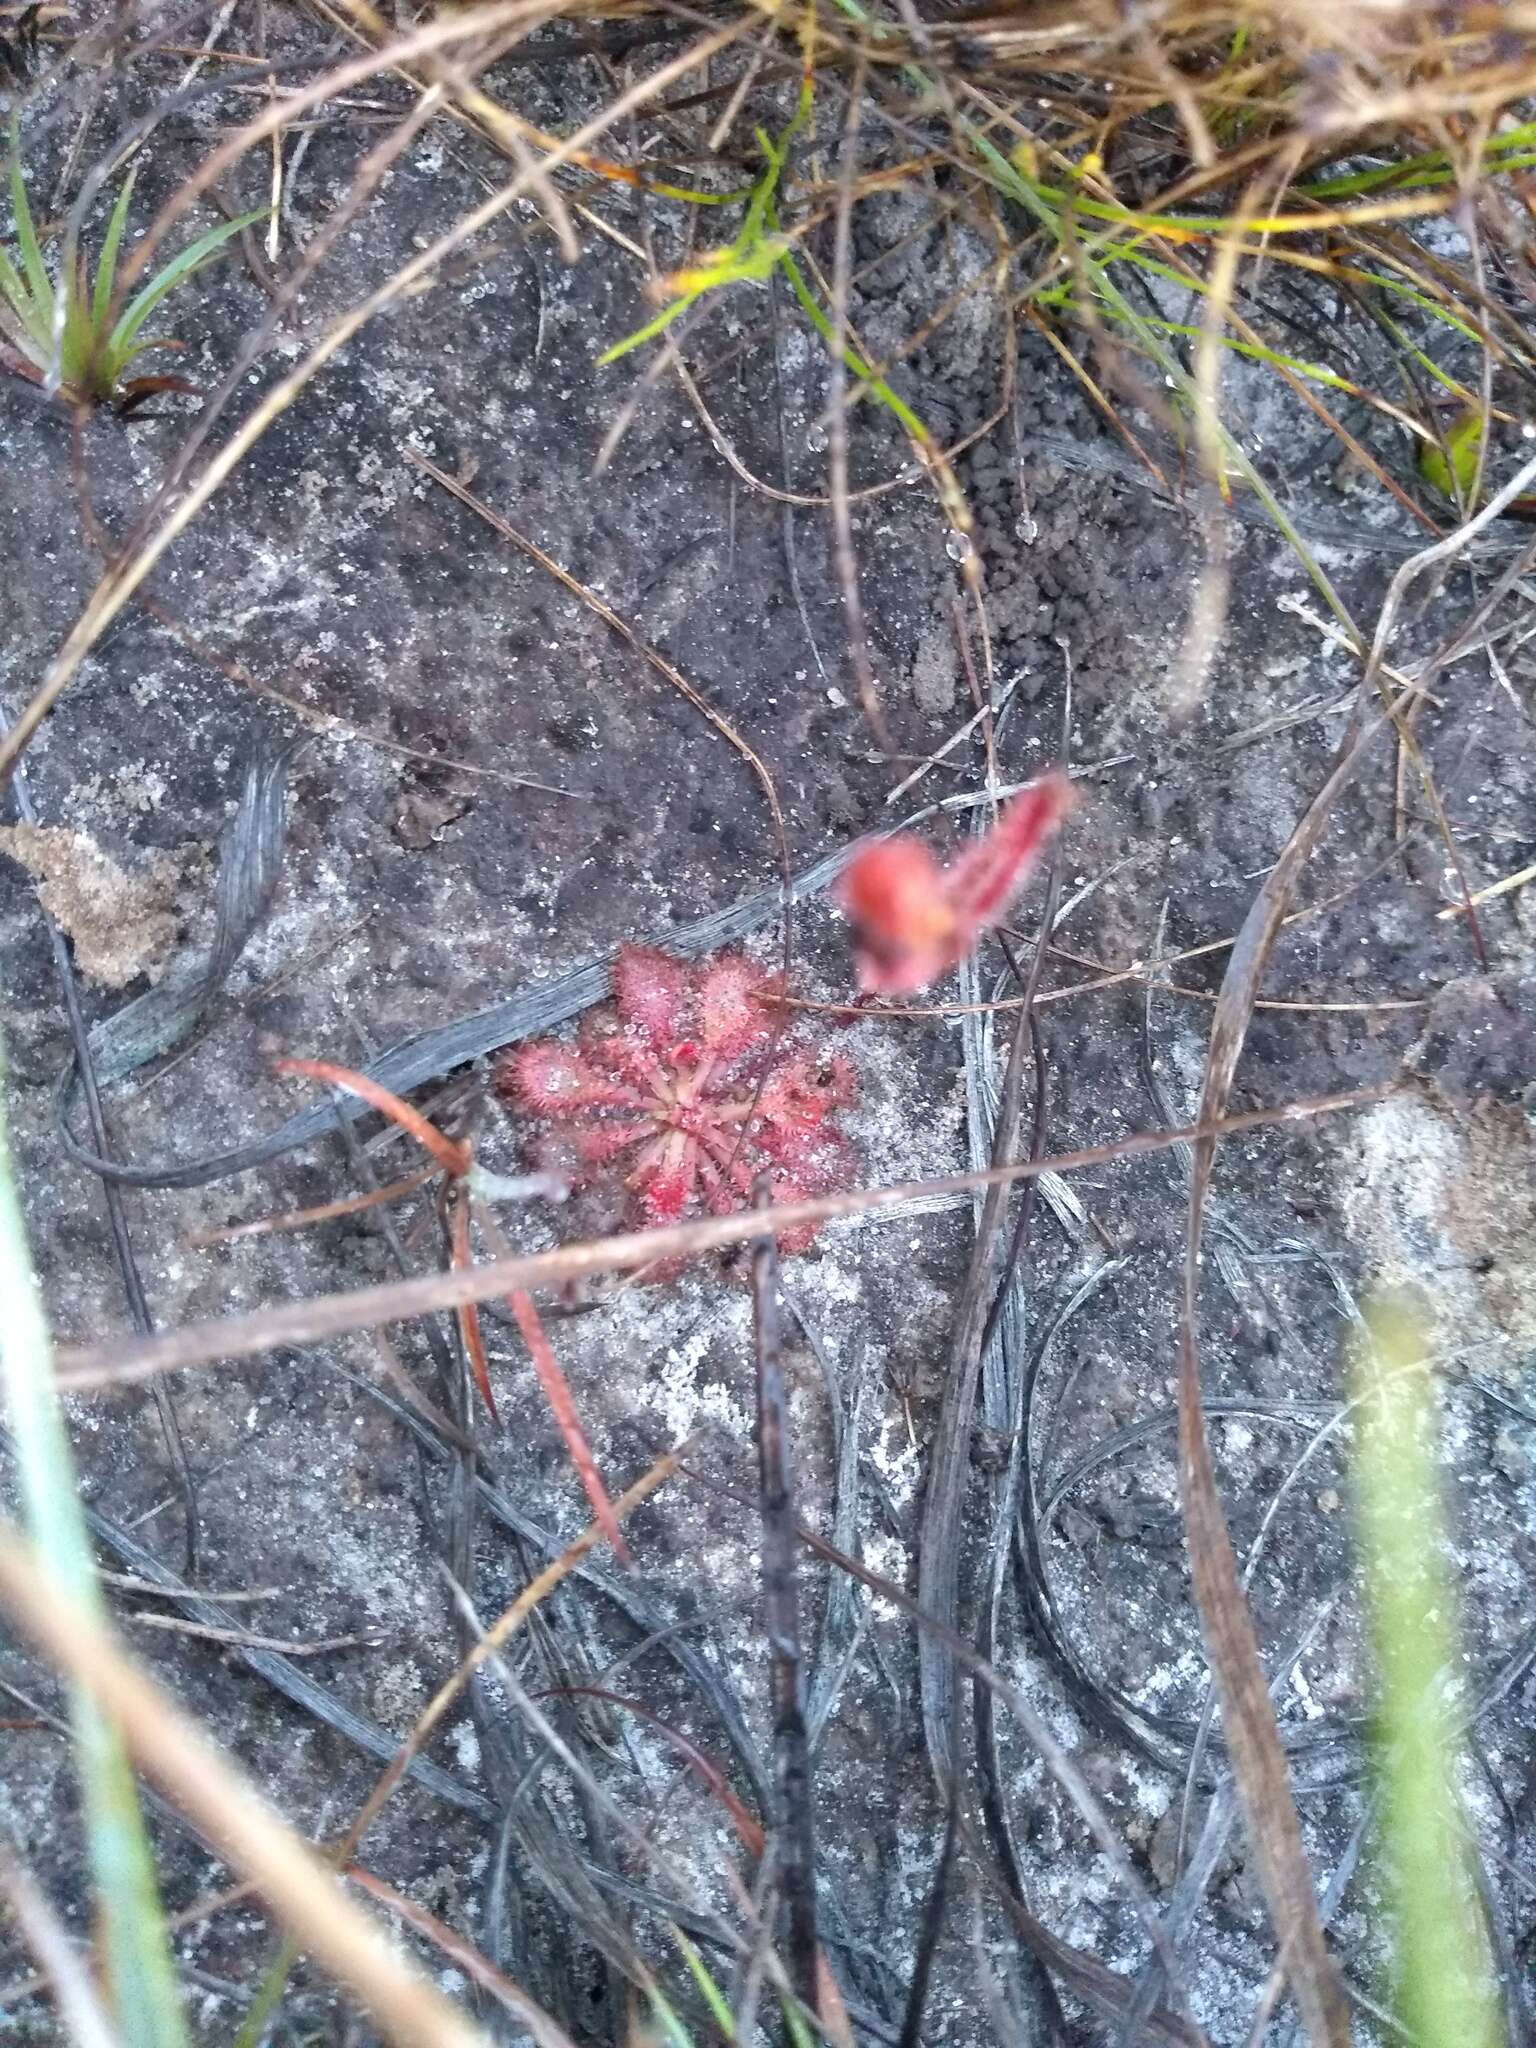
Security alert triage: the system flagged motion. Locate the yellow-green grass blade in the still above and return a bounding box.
[1353,1293,1503,2048]
[0,237,50,356]
[671,1928,736,2039]
[7,121,53,318]
[107,208,264,370]
[92,170,138,338]
[1302,124,1536,199]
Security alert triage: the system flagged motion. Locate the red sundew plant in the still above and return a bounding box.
[496,945,858,1260]
[836,769,1075,994]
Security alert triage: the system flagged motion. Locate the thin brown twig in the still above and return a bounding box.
[405,448,792,909]
[55,1084,1393,1393]
[345,1865,578,2048]
[125,1612,383,1656]
[826,49,889,752]
[327,1441,689,1862]
[1153,486,1536,2046]
[185,1165,438,1247]
[139,595,574,795]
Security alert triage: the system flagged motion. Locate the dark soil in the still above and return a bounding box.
[1,12,1534,2044]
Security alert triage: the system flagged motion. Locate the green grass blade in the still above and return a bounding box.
[597,286,702,366]
[1348,267,1483,348]
[1093,268,1358,634]
[107,209,263,370]
[1353,1294,1503,2048]
[781,1996,817,2048]
[0,1033,191,2048]
[1300,123,1536,198]
[644,1980,698,2048]
[7,122,53,317]
[228,1933,302,2048]
[965,123,1361,635]
[1127,314,1355,392]
[93,170,138,337]
[0,239,49,356]
[776,244,930,444]
[670,1928,736,2039]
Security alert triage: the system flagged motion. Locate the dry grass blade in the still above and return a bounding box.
[546,1687,765,1854]
[123,1611,378,1656]
[54,1085,1391,1392]
[826,51,888,750]
[324,0,579,261]
[337,1441,689,1857]
[1167,455,1536,2046]
[184,1165,438,1247]
[0,1528,491,2048]
[1175,791,1378,2046]
[506,1279,632,1566]
[787,1515,1193,1987]
[449,1197,501,1423]
[276,1055,469,1175]
[1173,1308,1350,2044]
[980,1842,1211,2048]
[917,969,1035,1782]
[1436,859,1536,918]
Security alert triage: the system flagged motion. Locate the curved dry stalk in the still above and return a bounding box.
[408,450,791,894]
[333,1441,688,1857]
[113,0,580,296]
[1163,458,1536,2048]
[322,0,580,259]
[345,1865,579,2048]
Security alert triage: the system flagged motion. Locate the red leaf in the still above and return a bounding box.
[506,1289,631,1565]
[276,1055,469,1177]
[611,944,690,1048]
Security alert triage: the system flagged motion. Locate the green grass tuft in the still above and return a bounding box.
[1,116,262,407]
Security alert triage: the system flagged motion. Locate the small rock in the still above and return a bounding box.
[1409,969,1536,1110]
[908,618,960,715]
[392,788,471,850]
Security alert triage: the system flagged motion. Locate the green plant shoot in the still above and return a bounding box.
[1353,1292,1502,2048]
[598,80,810,366]
[0,117,262,406]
